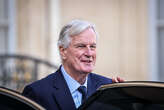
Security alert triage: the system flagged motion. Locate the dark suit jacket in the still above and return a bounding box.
[22,67,112,110]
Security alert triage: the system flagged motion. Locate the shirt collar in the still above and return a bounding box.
[61,66,88,94]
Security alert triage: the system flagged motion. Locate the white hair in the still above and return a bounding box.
[57,19,98,48]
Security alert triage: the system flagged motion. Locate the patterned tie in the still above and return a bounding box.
[78,86,87,103]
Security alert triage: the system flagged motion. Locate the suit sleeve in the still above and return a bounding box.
[22,85,39,104]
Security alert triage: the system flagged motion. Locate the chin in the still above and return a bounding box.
[80,64,94,73]
[82,68,93,73]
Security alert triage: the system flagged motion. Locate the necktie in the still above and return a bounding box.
[78,86,87,103]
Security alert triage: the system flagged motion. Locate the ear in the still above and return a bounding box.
[59,46,67,60]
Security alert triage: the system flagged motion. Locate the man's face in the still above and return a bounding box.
[60,28,97,74]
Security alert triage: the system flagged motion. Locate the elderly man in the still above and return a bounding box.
[22,19,123,110]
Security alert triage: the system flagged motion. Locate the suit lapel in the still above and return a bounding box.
[87,73,98,98]
[52,69,76,110]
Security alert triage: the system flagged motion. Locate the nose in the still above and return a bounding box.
[84,46,92,58]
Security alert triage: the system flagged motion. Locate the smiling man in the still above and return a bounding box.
[22,19,123,110]
[60,27,97,85]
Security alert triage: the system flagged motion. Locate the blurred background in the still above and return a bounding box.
[0,0,163,92]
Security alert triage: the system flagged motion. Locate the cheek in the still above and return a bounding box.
[93,52,96,58]
[69,53,82,63]
[74,51,84,58]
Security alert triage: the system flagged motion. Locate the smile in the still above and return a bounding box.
[81,60,92,63]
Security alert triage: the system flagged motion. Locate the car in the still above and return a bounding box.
[0,87,45,110]
[78,81,164,110]
[1,81,164,110]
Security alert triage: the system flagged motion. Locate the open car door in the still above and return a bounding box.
[0,87,45,110]
[78,81,164,110]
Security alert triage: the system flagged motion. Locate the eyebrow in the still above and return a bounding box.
[73,43,96,46]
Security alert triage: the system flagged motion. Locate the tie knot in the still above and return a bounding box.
[78,86,87,103]
[78,86,87,95]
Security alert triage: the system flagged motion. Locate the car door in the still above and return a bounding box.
[78,81,164,110]
[0,87,45,110]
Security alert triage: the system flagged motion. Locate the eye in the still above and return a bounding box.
[90,45,96,49]
[76,44,86,48]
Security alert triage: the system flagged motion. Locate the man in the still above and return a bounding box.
[22,19,123,110]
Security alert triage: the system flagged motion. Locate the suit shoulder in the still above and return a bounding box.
[25,72,56,89]
[89,73,112,85]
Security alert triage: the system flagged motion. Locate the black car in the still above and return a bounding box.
[78,81,164,110]
[0,87,45,110]
[1,81,164,110]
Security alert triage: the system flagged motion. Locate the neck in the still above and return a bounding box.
[62,65,88,85]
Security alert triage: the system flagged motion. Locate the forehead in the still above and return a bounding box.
[71,28,97,44]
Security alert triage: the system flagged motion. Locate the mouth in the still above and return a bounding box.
[81,59,93,64]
